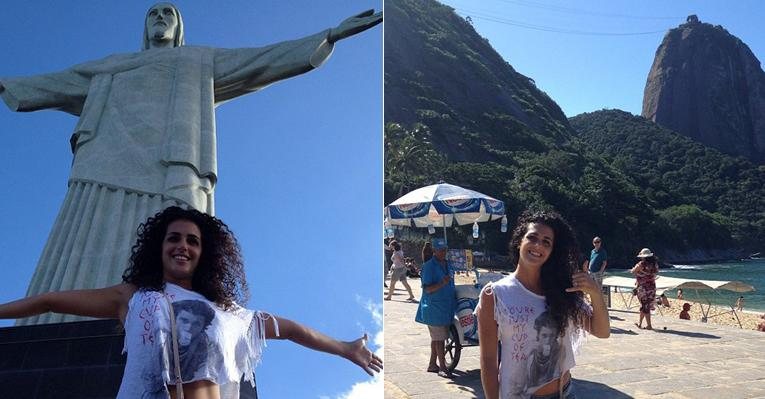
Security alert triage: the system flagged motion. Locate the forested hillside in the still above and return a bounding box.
[384,0,764,265]
[571,110,765,256]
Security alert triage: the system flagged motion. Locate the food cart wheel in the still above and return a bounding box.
[445,324,462,372]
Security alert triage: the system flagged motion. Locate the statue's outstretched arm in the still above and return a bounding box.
[328,9,382,44]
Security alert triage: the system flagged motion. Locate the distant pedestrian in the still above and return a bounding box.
[415,238,456,378]
[422,241,433,264]
[677,288,684,301]
[384,238,393,288]
[587,236,608,286]
[385,240,416,302]
[631,248,659,330]
[735,296,745,311]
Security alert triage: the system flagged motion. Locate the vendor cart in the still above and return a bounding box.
[444,271,507,372]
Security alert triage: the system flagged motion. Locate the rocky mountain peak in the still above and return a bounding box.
[642,17,765,163]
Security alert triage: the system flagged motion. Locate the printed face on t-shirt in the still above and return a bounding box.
[176,310,206,346]
[536,326,557,358]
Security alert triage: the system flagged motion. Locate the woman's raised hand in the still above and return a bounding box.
[566,271,600,297]
[343,333,383,376]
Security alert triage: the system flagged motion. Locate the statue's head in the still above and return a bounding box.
[143,2,184,50]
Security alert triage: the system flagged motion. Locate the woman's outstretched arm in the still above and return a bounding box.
[263,315,382,376]
[0,283,135,323]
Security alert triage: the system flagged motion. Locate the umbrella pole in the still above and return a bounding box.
[442,214,447,244]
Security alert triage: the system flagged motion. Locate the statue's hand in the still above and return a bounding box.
[328,9,382,43]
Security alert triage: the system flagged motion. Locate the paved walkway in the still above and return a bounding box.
[384,276,765,399]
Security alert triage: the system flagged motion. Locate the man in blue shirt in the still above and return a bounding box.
[587,236,608,286]
[415,238,456,378]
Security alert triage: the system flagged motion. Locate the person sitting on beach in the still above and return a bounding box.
[735,296,745,311]
[677,288,684,300]
[680,303,692,320]
[0,207,382,398]
[475,211,610,398]
[656,293,671,308]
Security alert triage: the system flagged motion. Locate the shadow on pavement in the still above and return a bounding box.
[447,368,485,398]
[443,376,637,399]
[654,329,720,339]
[574,379,634,398]
[610,326,638,335]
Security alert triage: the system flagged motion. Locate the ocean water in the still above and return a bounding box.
[608,259,765,313]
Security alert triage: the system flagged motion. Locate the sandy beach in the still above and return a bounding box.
[607,290,764,330]
[457,271,765,330]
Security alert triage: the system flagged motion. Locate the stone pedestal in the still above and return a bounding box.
[0,320,257,398]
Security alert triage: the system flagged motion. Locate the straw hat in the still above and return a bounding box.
[636,248,654,258]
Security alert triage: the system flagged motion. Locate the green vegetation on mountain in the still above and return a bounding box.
[384,0,570,165]
[571,110,765,252]
[384,0,764,265]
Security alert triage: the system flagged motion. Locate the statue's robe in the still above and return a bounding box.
[0,31,333,324]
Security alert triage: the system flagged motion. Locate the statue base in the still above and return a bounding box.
[0,319,257,398]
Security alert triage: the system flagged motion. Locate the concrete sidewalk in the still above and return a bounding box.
[384,277,765,399]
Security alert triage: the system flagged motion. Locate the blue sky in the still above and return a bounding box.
[0,1,381,398]
[438,0,765,117]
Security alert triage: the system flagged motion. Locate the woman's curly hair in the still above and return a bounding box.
[508,210,586,335]
[122,206,249,310]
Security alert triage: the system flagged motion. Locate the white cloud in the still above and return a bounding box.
[337,373,383,399]
[333,298,384,399]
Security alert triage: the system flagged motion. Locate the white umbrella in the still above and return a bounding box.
[385,182,505,242]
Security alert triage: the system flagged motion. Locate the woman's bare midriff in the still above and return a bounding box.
[168,380,221,399]
[531,370,571,396]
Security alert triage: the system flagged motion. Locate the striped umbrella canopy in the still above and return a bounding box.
[385,183,505,234]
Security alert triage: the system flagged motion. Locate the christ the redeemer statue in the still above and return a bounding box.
[0,3,381,325]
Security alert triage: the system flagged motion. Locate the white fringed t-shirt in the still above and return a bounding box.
[117,283,276,398]
[476,275,589,399]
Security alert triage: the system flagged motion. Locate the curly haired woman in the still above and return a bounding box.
[0,206,381,398]
[475,211,610,399]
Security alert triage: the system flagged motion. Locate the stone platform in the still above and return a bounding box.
[0,319,257,398]
[384,277,765,399]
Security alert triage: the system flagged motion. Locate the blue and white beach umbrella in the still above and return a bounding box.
[385,182,505,242]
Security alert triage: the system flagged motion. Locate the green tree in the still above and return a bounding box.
[384,122,447,198]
